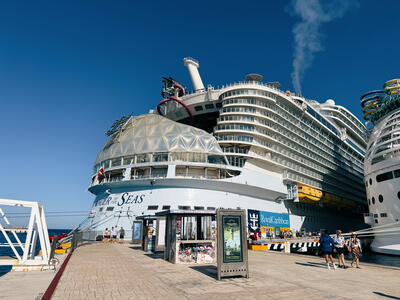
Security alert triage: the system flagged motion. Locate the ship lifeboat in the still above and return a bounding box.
[297,184,322,203]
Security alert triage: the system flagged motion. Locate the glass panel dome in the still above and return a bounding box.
[95,114,225,165]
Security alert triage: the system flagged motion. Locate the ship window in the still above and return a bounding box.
[194,105,203,111]
[371,155,385,165]
[398,191,400,200]
[216,102,222,108]
[194,206,204,210]
[178,206,191,210]
[153,153,169,162]
[188,153,206,163]
[171,152,187,162]
[368,199,371,205]
[104,160,111,169]
[394,169,400,178]
[162,205,170,210]
[378,195,384,203]
[372,197,375,205]
[373,214,378,218]
[365,181,368,187]
[205,104,214,109]
[206,168,218,179]
[151,167,167,178]
[375,219,379,224]
[376,171,393,182]
[111,158,122,167]
[369,178,372,185]
[123,156,135,165]
[99,207,103,212]
[380,213,387,217]
[106,207,114,211]
[187,167,205,178]
[207,155,226,165]
[175,166,187,177]
[137,154,150,163]
[147,205,158,210]
[207,207,216,210]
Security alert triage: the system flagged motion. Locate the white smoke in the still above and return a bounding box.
[290,0,358,95]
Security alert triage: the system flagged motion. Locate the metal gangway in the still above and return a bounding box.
[0,198,51,269]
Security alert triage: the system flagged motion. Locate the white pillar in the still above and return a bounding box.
[184,57,205,91]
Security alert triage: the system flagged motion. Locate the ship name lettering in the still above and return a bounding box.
[118,193,145,206]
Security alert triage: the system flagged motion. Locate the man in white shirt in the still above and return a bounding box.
[111,226,118,240]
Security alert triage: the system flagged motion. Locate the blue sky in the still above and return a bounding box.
[0,1,399,228]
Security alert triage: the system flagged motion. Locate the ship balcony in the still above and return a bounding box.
[90,163,242,188]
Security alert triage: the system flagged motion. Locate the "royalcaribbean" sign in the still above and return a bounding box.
[247,209,290,232]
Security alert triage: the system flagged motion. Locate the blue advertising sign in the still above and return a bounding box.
[133,222,142,240]
[259,211,290,228]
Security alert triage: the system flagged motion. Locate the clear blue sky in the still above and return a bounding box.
[0,1,399,228]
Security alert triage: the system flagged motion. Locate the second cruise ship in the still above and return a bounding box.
[362,79,400,255]
[83,58,368,239]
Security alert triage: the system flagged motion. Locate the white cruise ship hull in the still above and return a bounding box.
[85,167,365,240]
[364,106,400,256]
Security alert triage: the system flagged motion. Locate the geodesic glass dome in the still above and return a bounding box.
[95,113,225,165]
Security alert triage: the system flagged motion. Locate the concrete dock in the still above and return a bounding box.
[46,243,400,300]
[0,253,67,300]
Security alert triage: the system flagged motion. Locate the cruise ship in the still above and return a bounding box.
[82,58,368,240]
[361,79,400,255]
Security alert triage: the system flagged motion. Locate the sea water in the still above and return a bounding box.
[0,229,70,277]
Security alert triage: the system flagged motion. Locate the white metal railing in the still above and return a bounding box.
[0,199,51,266]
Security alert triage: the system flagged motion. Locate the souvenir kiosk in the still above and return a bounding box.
[156,209,217,264]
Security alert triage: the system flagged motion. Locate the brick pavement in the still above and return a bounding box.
[51,242,400,300]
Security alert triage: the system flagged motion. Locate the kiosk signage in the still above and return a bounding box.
[217,209,249,280]
[131,220,143,244]
[222,215,243,263]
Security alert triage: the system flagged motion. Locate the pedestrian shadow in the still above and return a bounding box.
[373,292,400,299]
[144,252,164,260]
[190,265,218,279]
[295,261,326,268]
[129,246,142,250]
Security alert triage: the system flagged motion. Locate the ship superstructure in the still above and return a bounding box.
[361,79,400,255]
[84,58,368,239]
[158,58,367,211]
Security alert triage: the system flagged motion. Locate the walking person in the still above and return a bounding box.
[319,229,337,270]
[111,226,117,241]
[348,232,362,268]
[333,230,347,269]
[119,226,125,242]
[103,228,110,242]
[267,230,272,241]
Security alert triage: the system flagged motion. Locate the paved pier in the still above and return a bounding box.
[0,253,67,300]
[51,243,400,300]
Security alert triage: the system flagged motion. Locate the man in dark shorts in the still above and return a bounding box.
[319,229,337,270]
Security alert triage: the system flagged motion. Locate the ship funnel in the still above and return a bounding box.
[184,57,205,91]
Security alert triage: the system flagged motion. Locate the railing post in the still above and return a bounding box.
[71,233,76,251]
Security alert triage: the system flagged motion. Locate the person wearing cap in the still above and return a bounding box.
[348,232,362,268]
[333,230,347,269]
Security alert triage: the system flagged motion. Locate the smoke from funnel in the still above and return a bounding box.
[289,0,358,95]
